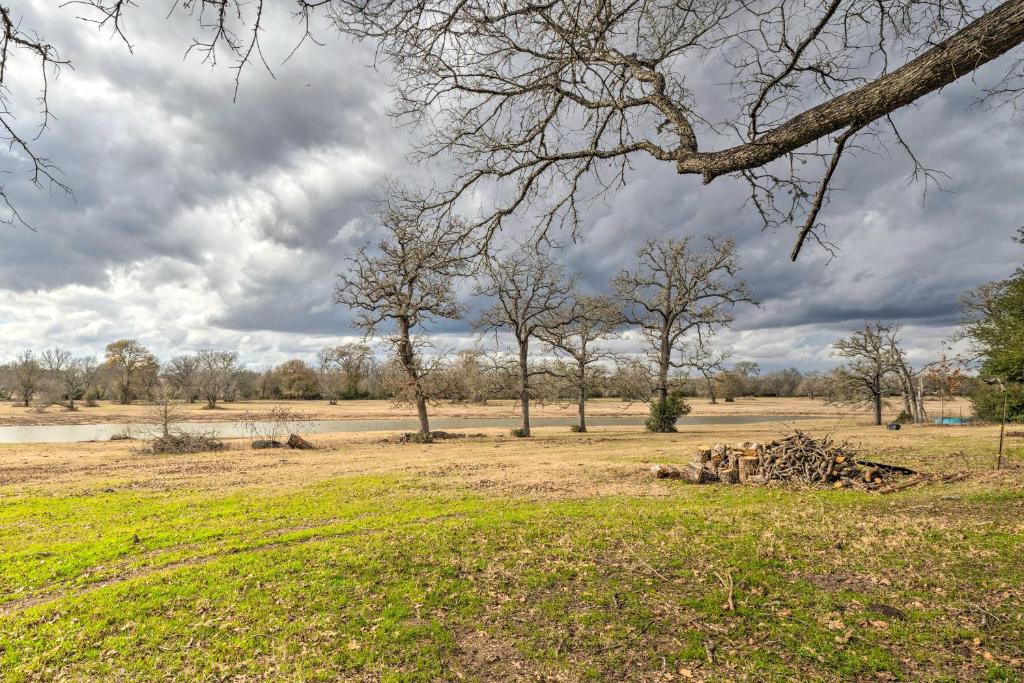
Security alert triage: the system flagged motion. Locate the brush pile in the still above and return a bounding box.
[652,430,914,490]
[148,431,226,454]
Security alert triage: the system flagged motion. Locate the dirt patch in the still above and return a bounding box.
[800,572,878,594]
[452,629,533,681]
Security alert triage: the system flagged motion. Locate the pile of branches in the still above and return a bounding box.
[652,430,914,490]
[761,431,862,485]
[383,431,483,445]
[148,430,226,455]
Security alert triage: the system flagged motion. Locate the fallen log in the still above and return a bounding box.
[856,459,916,475]
[651,464,682,479]
[286,433,315,450]
[877,472,968,495]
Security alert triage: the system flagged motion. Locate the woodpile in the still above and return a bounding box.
[653,430,915,490]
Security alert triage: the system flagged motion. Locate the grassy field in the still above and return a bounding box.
[1,401,1022,681]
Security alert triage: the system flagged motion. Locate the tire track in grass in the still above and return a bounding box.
[0,511,472,617]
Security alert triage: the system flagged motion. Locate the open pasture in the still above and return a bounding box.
[1,402,1021,682]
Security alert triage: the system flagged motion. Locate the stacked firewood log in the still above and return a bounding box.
[651,430,914,490]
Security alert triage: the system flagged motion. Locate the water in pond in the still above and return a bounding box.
[0,414,817,444]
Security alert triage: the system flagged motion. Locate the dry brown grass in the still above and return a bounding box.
[2,413,1015,498]
[0,395,973,426]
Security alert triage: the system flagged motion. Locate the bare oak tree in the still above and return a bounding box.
[12,350,42,407]
[829,321,901,425]
[334,203,471,435]
[10,2,1024,257]
[537,294,622,432]
[883,324,931,422]
[614,236,752,429]
[475,247,576,437]
[166,354,201,404]
[196,349,241,409]
[41,348,93,410]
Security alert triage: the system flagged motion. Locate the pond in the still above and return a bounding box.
[0,414,819,444]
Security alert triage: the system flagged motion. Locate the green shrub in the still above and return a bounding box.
[405,431,434,444]
[510,428,529,438]
[894,410,914,424]
[645,391,692,433]
[970,383,1024,423]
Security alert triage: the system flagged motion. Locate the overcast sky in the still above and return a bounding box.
[1,3,1022,372]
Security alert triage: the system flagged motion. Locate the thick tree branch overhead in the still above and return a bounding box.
[6,1,1024,259]
[324,0,1024,255]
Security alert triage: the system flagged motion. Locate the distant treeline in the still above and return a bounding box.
[0,339,975,410]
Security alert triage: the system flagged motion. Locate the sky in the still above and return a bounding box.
[1,2,1022,372]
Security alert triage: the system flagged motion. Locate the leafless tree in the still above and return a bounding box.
[11,350,42,407]
[686,344,731,404]
[432,349,499,405]
[12,2,1024,257]
[609,357,657,403]
[795,371,828,401]
[196,349,241,409]
[829,321,902,425]
[166,354,201,404]
[719,361,761,400]
[334,200,472,435]
[41,348,94,410]
[148,378,187,439]
[882,324,931,422]
[537,294,622,432]
[104,339,156,404]
[476,247,577,436]
[614,236,752,426]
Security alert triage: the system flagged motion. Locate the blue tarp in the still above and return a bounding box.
[934,417,967,425]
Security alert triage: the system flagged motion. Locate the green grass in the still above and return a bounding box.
[2,465,1023,682]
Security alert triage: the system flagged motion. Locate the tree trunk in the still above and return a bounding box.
[873,391,883,426]
[577,363,587,432]
[901,377,913,419]
[519,339,530,436]
[916,376,927,423]
[654,338,671,417]
[415,393,430,435]
[397,317,430,435]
